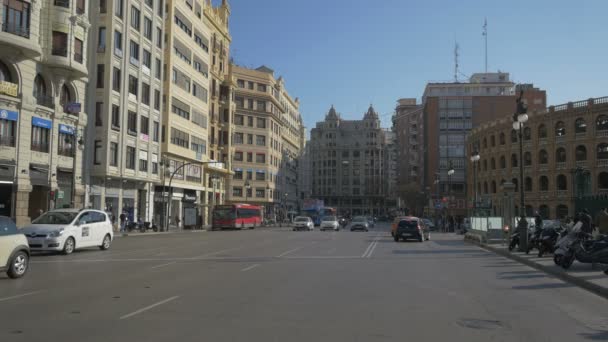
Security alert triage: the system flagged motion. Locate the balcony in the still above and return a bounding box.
[555,135,566,144]
[52,47,68,57]
[557,190,569,198]
[575,160,588,168]
[556,162,566,169]
[2,23,30,38]
[597,159,608,168]
[539,138,547,145]
[54,0,69,7]
[576,132,586,140]
[539,191,550,199]
[36,95,55,109]
[0,136,15,147]
[597,130,608,138]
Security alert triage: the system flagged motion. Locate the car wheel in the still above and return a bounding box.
[63,237,75,255]
[426,233,431,241]
[100,234,112,250]
[394,235,399,242]
[7,251,28,279]
[418,236,424,242]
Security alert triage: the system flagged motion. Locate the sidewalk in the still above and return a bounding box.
[466,234,608,299]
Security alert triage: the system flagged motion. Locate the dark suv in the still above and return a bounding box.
[393,217,430,242]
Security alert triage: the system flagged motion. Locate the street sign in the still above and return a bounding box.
[57,191,65,200]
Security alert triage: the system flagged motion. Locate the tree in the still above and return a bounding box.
[399,182,428,216]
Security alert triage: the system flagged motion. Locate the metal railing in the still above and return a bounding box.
[2,23,30,38]
[597,130,608,138]
[597,159,608,168]
[36,95,55,109]
[575,160,588,168]
[0,136,15,147]
[556,162,567,169]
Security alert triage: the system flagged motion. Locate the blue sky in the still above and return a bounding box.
[224,0,608,131]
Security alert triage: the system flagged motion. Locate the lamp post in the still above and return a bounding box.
[284,192,288,223]
[513,90,529,252]
[447,162,455,232]
[266,184,271,222]
[244,180,251,203]
[470,150,480,217]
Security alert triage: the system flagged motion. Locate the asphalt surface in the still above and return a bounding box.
[1,223,608,341]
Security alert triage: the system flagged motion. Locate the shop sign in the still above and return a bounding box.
[0,81,18,97]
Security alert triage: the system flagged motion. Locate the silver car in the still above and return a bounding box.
[293,216,314,231]
[320,216,340,231]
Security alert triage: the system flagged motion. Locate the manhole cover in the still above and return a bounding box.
[457,318,504,330]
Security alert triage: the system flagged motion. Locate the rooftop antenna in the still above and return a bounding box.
[454,42,459,82]
[482,18,488,73]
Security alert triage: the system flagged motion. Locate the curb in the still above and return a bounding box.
[467,239,608,300]
[116,230,207,237]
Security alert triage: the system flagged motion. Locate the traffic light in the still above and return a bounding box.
[49,191,56,201]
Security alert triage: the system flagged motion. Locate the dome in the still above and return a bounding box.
[364,104,378,120]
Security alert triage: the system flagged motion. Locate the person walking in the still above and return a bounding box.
[119,211,127,233]
[597,208,608,236]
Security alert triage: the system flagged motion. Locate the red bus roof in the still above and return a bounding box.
[229,204,262,210]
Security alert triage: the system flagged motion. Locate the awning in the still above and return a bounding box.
[0,162,15,183]
[256,170,266,173]
[29,164,49,186]
[0,109,18,121]
[58,124,75,135]
[32,117,52,129]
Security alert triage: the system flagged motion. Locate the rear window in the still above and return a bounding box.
[0,217,18,236]
[295,217,309,222]
[323,216,337,221]
[398,220,418,228]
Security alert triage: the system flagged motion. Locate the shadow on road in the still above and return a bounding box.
[498,274,547,280]
[579,330,608,340]
[393,249,488,255]
[511,283,572,290]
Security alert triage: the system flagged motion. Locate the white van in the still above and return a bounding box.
[21,209,114,254]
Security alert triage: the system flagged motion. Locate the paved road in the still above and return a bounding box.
[1,223,608,341]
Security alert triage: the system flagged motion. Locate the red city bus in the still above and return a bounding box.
[212,204,262,230]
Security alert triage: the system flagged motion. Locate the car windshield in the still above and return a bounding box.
[323,216,337,221]
[32,212,78,225]
[295,217,309,222]
[353,216,366,222]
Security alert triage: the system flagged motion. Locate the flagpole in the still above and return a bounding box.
[483,18,488,73]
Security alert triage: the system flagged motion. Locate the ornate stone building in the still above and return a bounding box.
[0,0,90,224]
[467,96,608,219]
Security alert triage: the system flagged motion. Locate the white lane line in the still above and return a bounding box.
[150,261,177,269]
[192,246,243,259]
[285,256,360,259]
[0,291,44,303]
[276,247,303,258]
[362,235,381,258]
[366,240,379,258]
[119,296,180,320]
[241,264,260,272]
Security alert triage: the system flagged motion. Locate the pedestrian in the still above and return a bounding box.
[534,211,543,231]
[119,211,126,233]
[36,209,44,219]
[580,209,593,234]
[175,215,181,228]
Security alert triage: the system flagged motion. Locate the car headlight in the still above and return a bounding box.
[49,229,65,237]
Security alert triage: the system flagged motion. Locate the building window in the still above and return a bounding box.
[234,133,243,144]
[555,121,566,137]
[31,125,50,152]
[539,150,548,164]
[114,30,122,56]
[255,172,265,181]
[538,124,547,139]
[170,127,189,148]
[257,118,266,128]
[257,83,267,92]
[256,135,266,146]
[52,31,68,56]
[510,129,517,143]
[96,64,104,88]
[139,157,148,172]
[152,160,158,174]
[3,0,31,38]
[191,136,206,155]
[246,170,252,180]
[94,140,102,165]
[142,49,151,69]
[246,152,252,163]
[140,116,149,135]
[255,188,264,198]
[247,134,253,145]
[171,101,190,119]
[143,16,152,39]
[575,118,586,134]
[237,79,244,88]
[95,102,103,126]
[256,153,265,164]
[97,27,106,52]
[523,127,531,141]
[247,116,253,127]
[248,81,254,90]
[111,104,120,130]
[53,0,69,8]
[235,97,244,108]
[154,89,160,110]
[232,187,242,197]
[556,147,567,163]
[576,145,587,161]
[127,111,137,135]
[155,58,161,79]
[128,75,138,98]
[156,27,162,48]
[129,40,139,64]
[539,176,549,191]
[0,116,16,147]
[130,6,140,30]
[247,99,254,110]
[556,174,567,191]
[114,0,123,17]
[596,115,608,132]
[112,67,120,91]
[174,15,191,35]
[524,152,532,166]
[100,0,106,12]
[109,142,118,166]
[125,146,135,169]
[153,121,159,142]
[234,151,243,161]
[141,82,150,105]
[234,115,244,125]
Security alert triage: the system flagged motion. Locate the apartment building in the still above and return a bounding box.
[310,105,393,216]
[422,73,546,219]
[229,65,304,220]
[85,0,166,224]
[392,98,423,202]
[0,0,90,224]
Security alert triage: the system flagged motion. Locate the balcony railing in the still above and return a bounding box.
[58,147,75,157]
[575,132,586,140]
[52,47,68,57]
[556,162,567,169]
[557,190,569,198]
[2,23,30,38]
[74,52,83,63]
[597,130,608,138]
[575,160,587,168]
[539,138,547,145]
[31,142,49,153]
[36,95,55,109]
[0,136,15,147]
[54,0,69,7]
[597,159,608,168]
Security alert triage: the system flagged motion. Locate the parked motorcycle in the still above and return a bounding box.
[537,225,566,257]
[553,221,585,269]
[508,227,532,252]
[127,221,157,233]
[526,227,543,254]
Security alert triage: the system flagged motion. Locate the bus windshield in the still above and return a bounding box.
[213,207,236,220]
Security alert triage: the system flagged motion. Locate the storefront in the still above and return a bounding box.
[28,163,50,218]
[0,161,15,217]
[56,170,73,209]
[182,189,198,229]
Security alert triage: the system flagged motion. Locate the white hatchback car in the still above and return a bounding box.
[293,216,314,231]
[0,216,30,279]
[21,209,113,255]
[320,215,340,231]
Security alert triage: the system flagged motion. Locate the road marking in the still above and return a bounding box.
[362,235,381,258]
[276,247,303,258]
[119,296,180,320]
[366,240,379,258]
[0,291,44,303]
[241,264,260,272]
[192,246,244,259]
[150,261,177,269]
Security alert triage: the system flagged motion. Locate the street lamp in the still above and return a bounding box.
[283,192,288,222]
[513,90,529,252]
[244,180,251,203]
[470,150,480,216]
[447,162,455,232]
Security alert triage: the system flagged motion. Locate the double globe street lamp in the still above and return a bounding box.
[470,151,480,216]
[512,90,529,252]
[447,162,455,231]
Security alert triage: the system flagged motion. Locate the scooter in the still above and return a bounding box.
[537,226,565,257]
[553,222,584,269]
[526,227,543,255]
[571,235,608,272]
[508,227,532,252]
